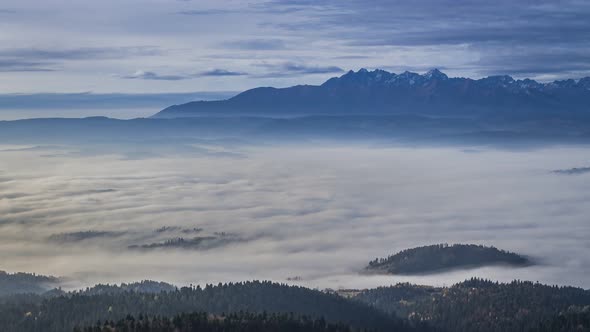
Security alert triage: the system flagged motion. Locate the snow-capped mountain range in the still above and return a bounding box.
[154,69,590,118]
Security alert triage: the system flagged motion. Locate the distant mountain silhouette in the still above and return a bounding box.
[3,69,590,147]
[154,69,590,118]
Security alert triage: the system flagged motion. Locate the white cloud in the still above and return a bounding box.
[0,145,589,290]
[2,0,589,95]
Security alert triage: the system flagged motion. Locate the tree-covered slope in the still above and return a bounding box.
[354,278,590,332]
[0,281,417,332]
[0,271,59,297]
[366,244,530,275]
[531,306,590,332]
[75,312,371,332]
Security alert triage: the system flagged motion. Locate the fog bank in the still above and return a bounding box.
[0,144,589,290]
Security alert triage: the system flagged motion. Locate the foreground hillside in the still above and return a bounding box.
[0,281,414,332]
[354,278,590,332]
[76,312,371,332]
[1,278,589,331]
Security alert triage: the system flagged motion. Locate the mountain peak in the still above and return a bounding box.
[424,68,448,80]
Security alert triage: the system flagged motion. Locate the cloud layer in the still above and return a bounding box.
[0,144,589,290]
[1,0,589,96]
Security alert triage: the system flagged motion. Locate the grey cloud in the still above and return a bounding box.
[224,39,287,50]
[0,59,56,72]
[331,55,371,60]
[2,0,589,92]
[282,63,344,74]
[0,47,162,61]
[471,47,590,78]
[121,69,248,80]
[0,47,163,74]
[0,92,237,110]
[121,71,189,81]
[177,9,234,16]
[552,167,590,175]
[261,0,590,79]
[197,69,248,77]
[264,0,590,46]
[254,62,344,78]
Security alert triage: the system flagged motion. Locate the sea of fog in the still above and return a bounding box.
[0,144,589,290]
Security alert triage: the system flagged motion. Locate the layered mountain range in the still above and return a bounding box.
[2,69,590,147]
[154,69,590,119]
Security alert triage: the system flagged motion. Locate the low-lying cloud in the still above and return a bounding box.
[0,144,589,291]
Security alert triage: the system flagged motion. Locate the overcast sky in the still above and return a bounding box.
[1,0,590,94]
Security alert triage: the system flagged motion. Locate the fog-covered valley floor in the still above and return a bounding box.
[1,144,589,290]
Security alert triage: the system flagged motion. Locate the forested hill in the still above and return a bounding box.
[0,281,419,332]
[0,271,59,297]
[354,278,590,332]
[366,244,530,275]
[2,278,589,332]
[76,312,376,332]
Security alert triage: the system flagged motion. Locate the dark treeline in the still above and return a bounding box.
[75,311,371,332]
[129,236,220,250]
[367,244,529,274]
[77,280,177,296]
[355,278,590,332]
[0,281,419,332]
[531,306,590,332]
[2,277,589,332]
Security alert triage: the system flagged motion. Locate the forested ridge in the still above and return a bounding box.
[354,278,590,332]
[75,311,374,332]
[366,244,530,275]
[1,278,589,331]
[0,281,418,332]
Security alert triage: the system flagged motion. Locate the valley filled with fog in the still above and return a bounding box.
[1,144,589,290]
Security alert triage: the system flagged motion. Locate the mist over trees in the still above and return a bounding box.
[0,271,59,297]
[366,244,530,275]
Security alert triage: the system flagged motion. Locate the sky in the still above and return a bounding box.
[1,0,590,98]
[1,144,589,290]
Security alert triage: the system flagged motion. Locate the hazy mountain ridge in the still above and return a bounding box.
[4,69,590,147]
[2,114,589,148]
[0,271,60,297]
[154,69,590,118]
